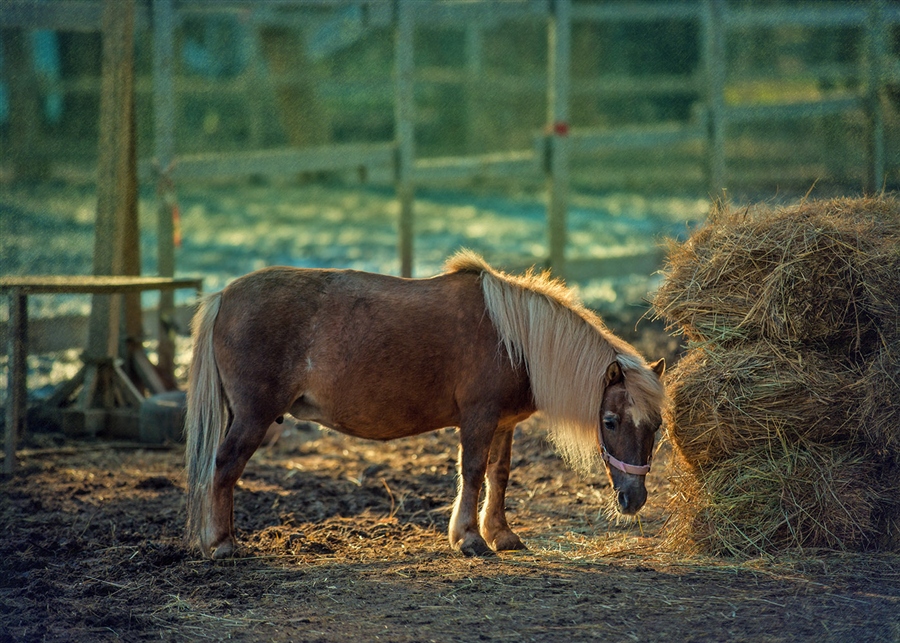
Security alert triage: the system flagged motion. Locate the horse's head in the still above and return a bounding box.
[598,358,666,515]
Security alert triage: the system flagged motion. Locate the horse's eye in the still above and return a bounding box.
[603,414,618,432]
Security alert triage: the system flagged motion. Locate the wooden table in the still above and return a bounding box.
[2,276,203,473]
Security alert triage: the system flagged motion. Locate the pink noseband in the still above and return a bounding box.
[597,428,652,476]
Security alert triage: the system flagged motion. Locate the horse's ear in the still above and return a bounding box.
[650,358,666,379]
[605,360,623,386]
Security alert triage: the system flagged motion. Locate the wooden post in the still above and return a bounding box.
[4,290,26,474]
[152,0,178,388]
[394,0,415,277]
[258,26,330,148]
[77,0,146,435]
[0,29,47,180]
[120,104,144,373]
[702,0,727,201]
[88,0,139,362]
[247,32,267,149]
[547,0,571,278]
[464,24,483,153]
[864,0,887,193]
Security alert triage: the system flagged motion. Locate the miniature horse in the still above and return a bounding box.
[185,251,666,559]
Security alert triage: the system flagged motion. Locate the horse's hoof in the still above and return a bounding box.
[212,540,235,559]
[456,535,495,557]
[489,531,527,552]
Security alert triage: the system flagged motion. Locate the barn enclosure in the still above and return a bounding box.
[3,2,900,641]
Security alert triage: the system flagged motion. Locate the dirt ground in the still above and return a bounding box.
[2,325,900,643]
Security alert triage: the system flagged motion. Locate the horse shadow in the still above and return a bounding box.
[230,427,461,546]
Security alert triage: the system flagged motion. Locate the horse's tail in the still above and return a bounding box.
[184,291,226,551]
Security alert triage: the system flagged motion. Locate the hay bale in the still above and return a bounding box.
[655,196,900,556]
[853,342,900,452]
[876,458,900,551]
[663,443,883,557]
[665,343,856,470]
[653,197,900,351]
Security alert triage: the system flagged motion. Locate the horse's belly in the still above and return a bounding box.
[322,419,449,441]
[288,390,456,441]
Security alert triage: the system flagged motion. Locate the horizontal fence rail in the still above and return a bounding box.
[137,143,396,183]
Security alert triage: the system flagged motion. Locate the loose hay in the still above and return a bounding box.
[655,196,900,556]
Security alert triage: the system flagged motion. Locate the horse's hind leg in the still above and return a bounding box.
[449,412,496,557]
[207,410,272,559]
[480,424,526,551]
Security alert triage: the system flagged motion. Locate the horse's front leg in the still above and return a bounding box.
[449,412,496,556]
[480,423,526,551]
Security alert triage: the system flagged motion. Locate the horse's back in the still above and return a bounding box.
[212,266,533,438]
[215,265,484,349]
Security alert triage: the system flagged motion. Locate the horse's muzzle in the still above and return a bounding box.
[615,483,647,515]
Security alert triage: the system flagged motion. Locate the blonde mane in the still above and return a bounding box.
[446,250,666,474]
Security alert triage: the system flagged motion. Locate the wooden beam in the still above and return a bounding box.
[4,290,26,474]
[0,277,201,443]
[411,0,548,27]
[0,0,149,31]
[394,0,415,277]
[88,0,138,361]
[0,302,198,355]
[0,276,203,295]
[865,0,887,193]
[412,151,538,183]
[723,5,867,29]
[546,0,571,279]
[258,23,331,149]
[152,0,178,388]
[501,250,666,284]
[138,143,396,182]
[0,28,47,180]
[724,97,862,124]
[464,24,483,154]
[0,1,102,30]
[702,0,727,199]
[573,2,700,22]
[569,123,706,156]
[415,68,700,97]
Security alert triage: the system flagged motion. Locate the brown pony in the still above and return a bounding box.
[185,251,666,559]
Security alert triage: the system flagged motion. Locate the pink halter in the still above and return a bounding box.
[597,427,652,476]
